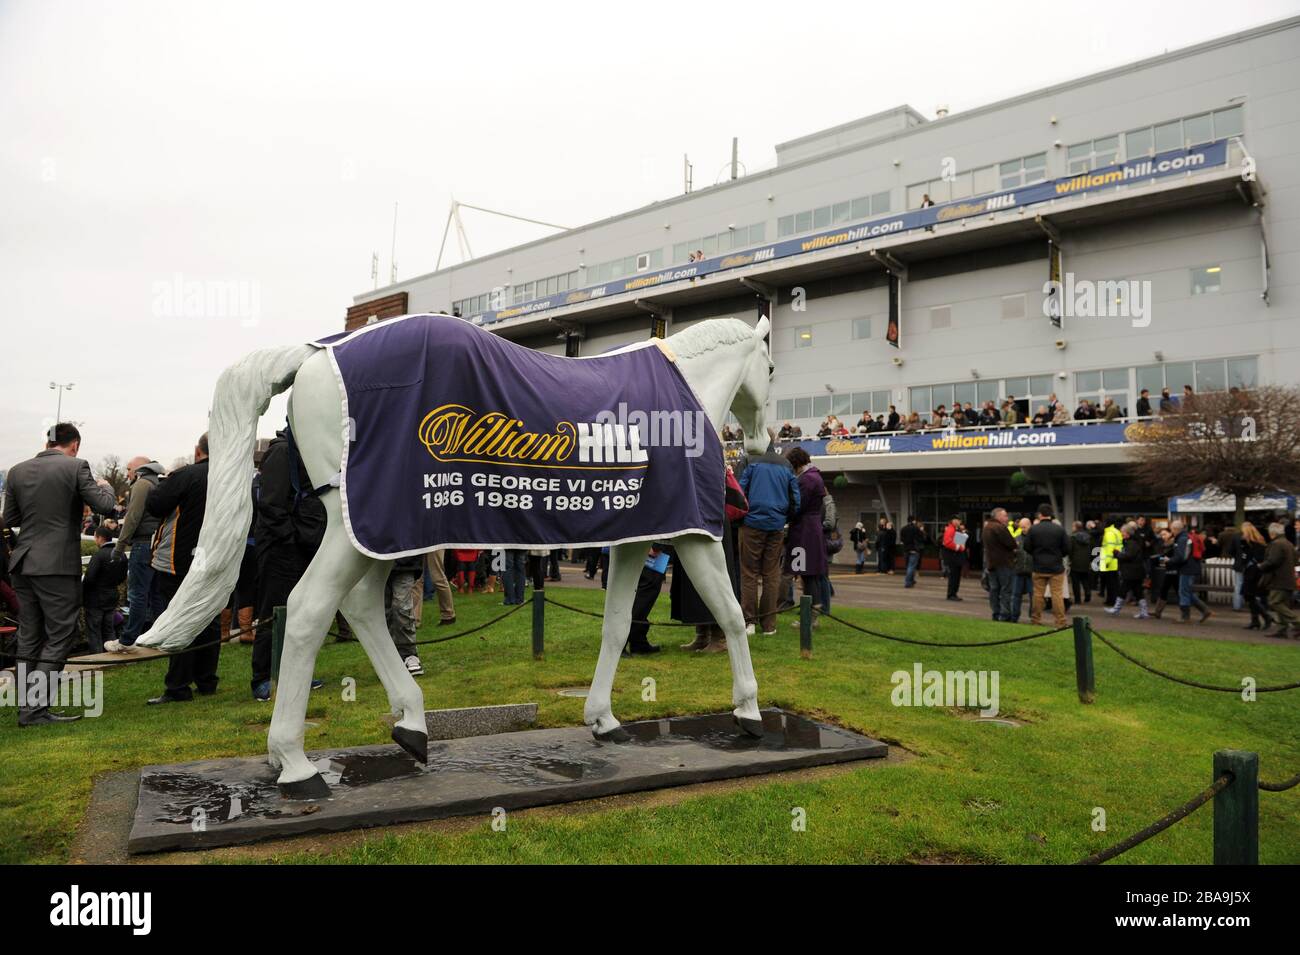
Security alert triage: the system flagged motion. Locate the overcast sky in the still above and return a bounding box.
[2,0,1297,472]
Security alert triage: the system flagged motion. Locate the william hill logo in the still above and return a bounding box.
[826,437,891,454]
[417,404,648,469]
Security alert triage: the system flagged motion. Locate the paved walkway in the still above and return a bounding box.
[548,563,1297,648]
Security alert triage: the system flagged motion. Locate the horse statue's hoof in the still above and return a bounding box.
[734,715,765,739]
[279,772,331,800]
[392,725,429,764]
[593,726,632,743]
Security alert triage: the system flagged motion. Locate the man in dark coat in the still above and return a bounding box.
[252,428,327,701]
[1258,522,1298,639]
[1068,521,1094,605]
[983,508,1017,621]
[2,423,117,725]
[1026,504,1071,626]
[145,433,223,703]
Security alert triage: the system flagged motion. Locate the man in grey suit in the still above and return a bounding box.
[2,423,117,726]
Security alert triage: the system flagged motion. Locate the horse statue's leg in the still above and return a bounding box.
[338,560,428,764]
[583,541,646,741]
[267,504,372,798]
[672,535,763,736]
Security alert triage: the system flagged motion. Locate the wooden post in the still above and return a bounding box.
[799,594,813,659]
[1213,750,1259,865]
[1072,615,1094,703]
[531,589,545,660]
[271,605,286,681]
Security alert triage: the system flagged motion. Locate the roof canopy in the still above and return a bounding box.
[1168,487,1296,514]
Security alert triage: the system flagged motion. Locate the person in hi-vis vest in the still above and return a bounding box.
[1100,518,1123,607]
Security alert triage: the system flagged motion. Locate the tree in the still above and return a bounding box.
[1126,385,1300,527]
[96,454,130,499]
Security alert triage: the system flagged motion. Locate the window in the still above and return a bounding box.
[1191,265,1221,295]
[1214,106,1244,139]
[999,153,1047,190]
[793,326,813,348]
[1227,356,1258,389]
[1125,127,1154,158]
[676,223,765,260]
[1154,120,1182,152]
[972,165,998,195]
[930,306,952,330]
[907,153,1043,209]
[1077,368,1130,415]
[852,317,873,340]
[1195,359,1227,393]
[1127,105,1244,160]
[780,388,894,425]
[1183,113,1213,146]
[1136,365,1165,395]
[777,194,892,238]
[1066,136,1119,175]
[590,251,661,283]
[1133,357,1260,396]
[909,386,931,414]
[1001,294,1026,320]
[1164,362,1195,393]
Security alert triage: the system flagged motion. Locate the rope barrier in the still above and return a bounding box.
[813,607,1071,647]
[543,594,799,629]
[406,601,527,646]
[1091,629,1300,693]
[1,619,282,669]
[1259,772,1300,792]
[1074,772,1234,865]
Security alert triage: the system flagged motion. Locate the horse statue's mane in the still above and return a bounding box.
[667,317,757,359]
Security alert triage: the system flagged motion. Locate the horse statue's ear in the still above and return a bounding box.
[755,314,770,340]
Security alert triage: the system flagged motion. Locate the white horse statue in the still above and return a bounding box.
[137,315,773,798]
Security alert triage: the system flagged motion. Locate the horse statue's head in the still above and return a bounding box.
[730,313,774,456]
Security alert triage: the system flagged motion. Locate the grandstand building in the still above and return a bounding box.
[347,16,1297,545]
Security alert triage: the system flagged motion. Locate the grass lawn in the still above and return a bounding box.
[2,585,1297,864]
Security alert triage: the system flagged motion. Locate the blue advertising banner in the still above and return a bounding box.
[312,315,723,558]
[780,421,1135,457]
[466,140,1229,327]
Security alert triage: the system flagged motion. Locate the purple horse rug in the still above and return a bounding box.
[310,314,724,558]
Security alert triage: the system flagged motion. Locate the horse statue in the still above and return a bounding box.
[136,313,773,798]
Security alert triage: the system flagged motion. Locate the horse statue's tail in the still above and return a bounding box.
[137,344,318,651]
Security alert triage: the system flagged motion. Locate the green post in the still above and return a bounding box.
[799,594,813,659]
[271,605,286,681]
[531,589,545,660]
[1213,750,1259,865]
[1072,615,1095,703]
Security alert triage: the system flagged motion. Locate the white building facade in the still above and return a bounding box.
[348,17,1298,547]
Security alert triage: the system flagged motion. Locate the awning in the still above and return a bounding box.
[1168,487,1296,514]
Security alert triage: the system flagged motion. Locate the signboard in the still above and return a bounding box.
[783,421,1134,457]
